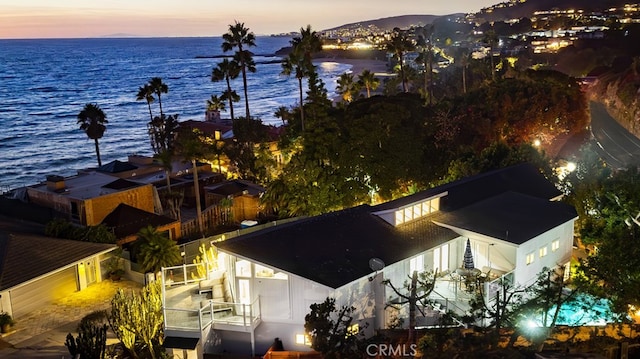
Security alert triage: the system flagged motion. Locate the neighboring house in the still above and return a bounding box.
[204,179,266,221]
[101,203,181,245]
[160,163,577,358]
[0,229,116,319]
[26,172,156,226]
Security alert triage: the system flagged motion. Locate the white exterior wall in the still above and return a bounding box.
[514,219,575,286]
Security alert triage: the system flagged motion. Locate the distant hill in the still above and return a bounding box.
[322,14,464,32]
[477,0,631,22]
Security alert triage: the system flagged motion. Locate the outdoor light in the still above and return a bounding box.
[566,162,576,172]
[533,139,541,147]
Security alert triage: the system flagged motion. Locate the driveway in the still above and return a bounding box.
[0,279,141,358]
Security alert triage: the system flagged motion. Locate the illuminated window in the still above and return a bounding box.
[539,246,548,258]
[296,334,311,346]
[526,252,535,265]
[551,240,560,252]
[255,264,288,280]
[395,211,404,225]
[430,197,440,212]
[410,255,424,274]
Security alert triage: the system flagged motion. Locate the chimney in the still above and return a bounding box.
[46,175,66,192]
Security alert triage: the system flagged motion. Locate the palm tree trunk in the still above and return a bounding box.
[463,66,467,94]
[241,67,250,119]
[191,159,203,236]
[146,102,153,122]
[399,54,407,92]
[298,77,305,132]
[94,138,102,167]
[226,77,235,120]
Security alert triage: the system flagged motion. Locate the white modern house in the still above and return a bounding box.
[159,163,577,358]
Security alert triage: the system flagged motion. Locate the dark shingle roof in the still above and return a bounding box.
[97,160,138,174]
[216,205,458,289]
[433,192,578,245]
[101,204,177,239]
[0,232,115,291]
[215,163,570,289]
[373,163,561,212]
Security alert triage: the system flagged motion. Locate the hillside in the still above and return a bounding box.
[322,14,463,32]
[477,0,630,22]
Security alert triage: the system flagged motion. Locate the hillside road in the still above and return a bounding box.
[590,101,640,169]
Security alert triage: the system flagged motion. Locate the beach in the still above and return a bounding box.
[315,57,392,76]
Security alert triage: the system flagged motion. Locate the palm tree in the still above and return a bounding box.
[282,25,322,132]
[415,25,435,104]
[357,70,380,98]
[206,94,226,122]
[222,21,256,119]
[336,73,359,103]
[457,48,471,94]
[77,103,108,167]
[281,51,306,127]
[483,28,499,81]
[136,225,182,274]
[291,25,322,65]
[148,77,169,117]
[212,58,240,120]
[136,84,155,123]
[175,128,213,235]
[274,106,290,126]
[386,28,414,93]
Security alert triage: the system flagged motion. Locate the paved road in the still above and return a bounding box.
[590,101,640,169]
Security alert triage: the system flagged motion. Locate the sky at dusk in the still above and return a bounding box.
[0,0,498,39]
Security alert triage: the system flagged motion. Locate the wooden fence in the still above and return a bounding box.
[181,204,233,238]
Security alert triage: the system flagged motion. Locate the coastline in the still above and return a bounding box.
[313,57,392,76]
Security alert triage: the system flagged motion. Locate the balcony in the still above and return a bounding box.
[161,264,261,333]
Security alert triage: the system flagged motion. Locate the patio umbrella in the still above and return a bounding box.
[463,238,475,270]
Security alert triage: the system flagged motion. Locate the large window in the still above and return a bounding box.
[551,240,560,252]
[433,244,449,272]
[410,255,424,274]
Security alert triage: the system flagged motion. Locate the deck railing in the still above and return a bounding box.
[161,264,261,332]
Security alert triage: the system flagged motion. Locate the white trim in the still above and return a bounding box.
[3,247,116,292]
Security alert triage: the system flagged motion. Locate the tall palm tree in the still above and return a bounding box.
[415,25,435,104]
[386,28,415,93]
[222,21,256,119]
[212,58,240,121]
[136,84,155,123]
[136,225,182,274]
[175,128,213,235]
[457,48,471,94]
[291,25,322,65]
[77,103,108,167]
[357,69,380,98]
[281,51,306,127]
[148,77,168,117]
[282,25,322,132]
[483,28,499,81]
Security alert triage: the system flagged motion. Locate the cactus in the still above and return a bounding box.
[190,243,218,279]
[65,322,108,359]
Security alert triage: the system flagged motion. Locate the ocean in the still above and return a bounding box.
[0,37,352,191]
